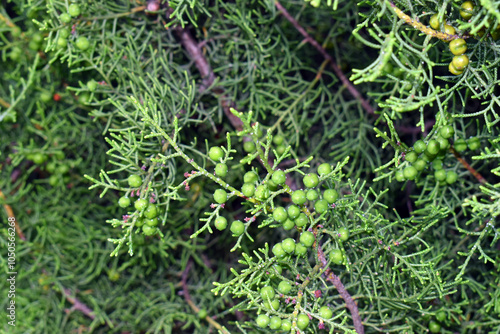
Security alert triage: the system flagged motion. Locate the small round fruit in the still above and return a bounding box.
[213,189,228,204]
[278,281,292,294]
[295,243,307,257]
[197,309,207,319]
[134,198,148,211]
[429,14,441,30]
[275,144,286,155]
[330,249,343,265]
[282,219,295,230]
[432,159,444,170]
[59,13,71,23]
[56,37,67,49]
[435,310,446,322]
[294,213,308,227]
[414,159,427,171]
[272,170,286,185]
[144,204,158,219]
[281,320,292,331]
[208,146,224,161]
[49,175,59,186]
[273,207,288,223]
[323,189,339,204]
[243,141,255,153]
[413,140,426,153]
[444,24,456,36]
[446,170,458,184]
[315,199,329,214]
[273,243,286,257]
[142,225,157,236]
[87,80,98,92]
[264,300,280,311]
[68,4,81,17]
[338,227,349,241]
[215,163,228,177]
[434,169,447,182]
[452,55,469,70]
[46,161,57,173]
[403,166,418,181]
[467,137,480,150]
[273,135,284,145]
[282,238,296,254]
[319,306,333,319]
[59,28,70,39]
[292,190,307,205]
[230,220,244,236]
[454,139,467,152]
[287,205,300,220]
[300,231,314,247]
[145,218,158,227]
[450,38,467,55]
[427,140,440,155]
[296,314,310,330]
[303,173,319,188]
[395,170,405,182]
[243,171,258,183]
[306,189,319,201]
[429,321,441,333]
[437,137,450,151]
[318,163,332,175]
[254,185,269,201]
[256,314,270,328]
[405,151,418,163]
[75,36,90,51]
[269,316,282,330]
[449,62,464,75]
[214,216,228,230]
[241,183,255,197]
[32,153,47,165]
[260,286,275,300]
[118,196,131,208]
[460,1,474,20]
[272,264,282,275]
[128,174,142,187]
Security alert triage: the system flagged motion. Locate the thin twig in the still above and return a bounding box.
[173,27,244,131]
[62,288,96,320]
[0,190,26,241]
[274,1,375,116]
[450,147,486,184]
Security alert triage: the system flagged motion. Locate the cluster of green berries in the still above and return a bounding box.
[255,282,334,330]
[118,174,162,236]
[57,4,91,52]
[208,146,247,236]
[26,151,70,186]
[395,125,459,184]
[428,310,447,333]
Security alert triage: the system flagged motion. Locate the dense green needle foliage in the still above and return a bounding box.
[1,0,500,333]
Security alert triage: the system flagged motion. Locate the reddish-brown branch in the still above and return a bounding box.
[325,272,364,334]
[0,190,26,241]
[62,288,96,320]
[317,244,364,334]
[173,27,244,131]
[450,147,486,184]
[274,1,375,116]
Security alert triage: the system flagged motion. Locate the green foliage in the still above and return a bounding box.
[1,0,500,333]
